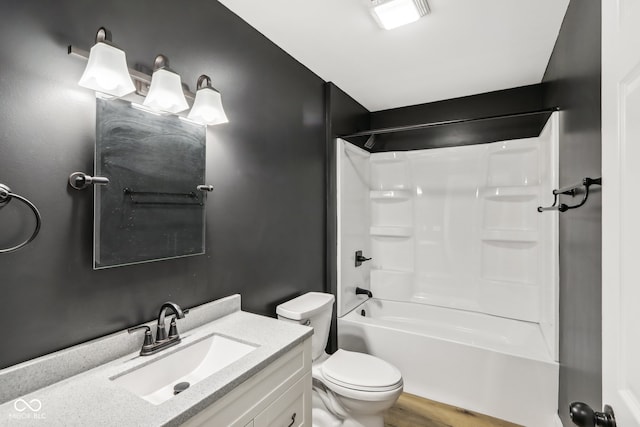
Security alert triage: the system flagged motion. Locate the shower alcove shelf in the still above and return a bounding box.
[369,226,413,238]
[369,190,412,201]
[369,151,414,274]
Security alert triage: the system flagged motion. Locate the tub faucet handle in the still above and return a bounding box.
[355,250,372,267]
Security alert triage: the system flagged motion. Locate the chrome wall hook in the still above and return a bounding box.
[68,172,110,190]
[538,177,601,213]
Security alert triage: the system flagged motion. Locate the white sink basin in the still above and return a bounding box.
[112,334,257,405]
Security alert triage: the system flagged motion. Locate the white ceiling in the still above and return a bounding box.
[217,0,569,112]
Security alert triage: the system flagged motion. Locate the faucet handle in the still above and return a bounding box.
[128,325,154,348]
[168,309,188,339]
[168,318,179,339]
[128,324,150,334]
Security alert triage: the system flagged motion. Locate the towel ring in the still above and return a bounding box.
[0,183,42,254]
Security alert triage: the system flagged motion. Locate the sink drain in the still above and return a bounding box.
[174,382,190,395]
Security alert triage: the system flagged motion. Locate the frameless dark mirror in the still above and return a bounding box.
[94,98,206,269]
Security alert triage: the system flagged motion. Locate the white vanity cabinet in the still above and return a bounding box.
[182,338,312,427]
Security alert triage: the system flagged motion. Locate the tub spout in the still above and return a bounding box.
[355,287,373,298]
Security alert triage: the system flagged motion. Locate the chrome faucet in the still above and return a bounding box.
[156,302,186,341]
[128,302,188,356]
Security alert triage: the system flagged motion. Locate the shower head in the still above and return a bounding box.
[364,134,376,150]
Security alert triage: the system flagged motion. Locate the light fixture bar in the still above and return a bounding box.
[68,45,196,101]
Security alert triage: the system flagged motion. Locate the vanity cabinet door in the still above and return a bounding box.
[181,339,312,427]
[254,372,311,427]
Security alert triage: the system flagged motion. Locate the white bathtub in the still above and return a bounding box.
[338,299,559,427]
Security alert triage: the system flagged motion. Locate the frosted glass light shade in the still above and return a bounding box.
[372,0,427,30]
[187,87,228,126]
[143,68,189,114]
[78,42,135,97]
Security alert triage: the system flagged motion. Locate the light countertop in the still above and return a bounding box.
[0,295,312,426]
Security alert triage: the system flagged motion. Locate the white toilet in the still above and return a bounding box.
[276,292,403,427]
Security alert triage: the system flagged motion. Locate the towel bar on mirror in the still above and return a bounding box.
[123,184,215,206]
[123,188,204,206]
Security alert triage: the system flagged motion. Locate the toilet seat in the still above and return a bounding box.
[318,350,403,400]
[320,375,403,402]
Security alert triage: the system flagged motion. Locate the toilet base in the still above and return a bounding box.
[312,388,386,427]
[312,392,342,427]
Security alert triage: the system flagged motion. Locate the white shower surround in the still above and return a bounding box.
[336,114,559,426]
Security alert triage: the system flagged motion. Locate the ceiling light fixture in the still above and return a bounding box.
[187,75,229,126]
[143,54,189,114]
[370,0,430,30]
[78,27,135,97]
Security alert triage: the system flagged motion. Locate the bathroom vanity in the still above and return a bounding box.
[0,295,312,426]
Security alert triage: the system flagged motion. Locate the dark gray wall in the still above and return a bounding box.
[0,1,326,369]
[543,1,603,423]
[324,82,370,352]
[369,84,546,152]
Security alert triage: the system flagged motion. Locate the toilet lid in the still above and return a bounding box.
[322,350,402,391]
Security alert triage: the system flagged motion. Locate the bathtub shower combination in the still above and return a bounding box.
[336,115,560,426]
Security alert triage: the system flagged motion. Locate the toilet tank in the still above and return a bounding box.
[276,292,335,360]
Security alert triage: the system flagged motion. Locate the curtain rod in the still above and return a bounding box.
[339,107,560,139]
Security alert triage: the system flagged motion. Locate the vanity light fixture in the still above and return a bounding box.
[70,31,230,122]
[187,75,229,126]
[77,27,136,98]
[370,0,430,30]
[142,55,189,114]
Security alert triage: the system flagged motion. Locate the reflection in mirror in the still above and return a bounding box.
[94,98,206,269]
